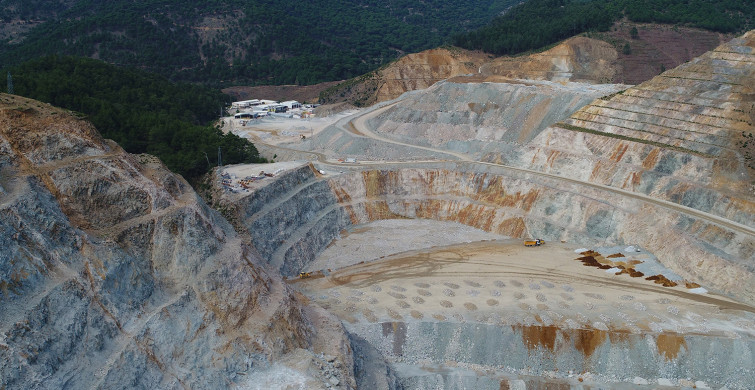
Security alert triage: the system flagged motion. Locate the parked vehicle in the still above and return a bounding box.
[524,239,545,247]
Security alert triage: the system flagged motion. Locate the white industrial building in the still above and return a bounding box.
[281,100,302,110]
[231,99,278,109]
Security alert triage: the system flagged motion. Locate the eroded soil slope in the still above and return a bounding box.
[592,22,732,84]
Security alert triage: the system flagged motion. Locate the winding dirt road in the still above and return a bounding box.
[333,101,755,238]
[253,100,754,239]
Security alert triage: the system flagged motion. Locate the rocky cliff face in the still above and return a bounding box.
[319,38,619,107]
[218,162,754,388]
[320,48,490,107]
[286,32,754,304]
[366,79,627,150]
[478,36,620,83]
[498,31,755,300]
[320,24,730,108]
[0,94,357,389]
[227,161,750,305]
[506,31,755,205]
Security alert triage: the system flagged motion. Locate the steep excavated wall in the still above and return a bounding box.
[319,35,642,107]
[337,32,754,235]
[235,163,752,303]
[278,32,755,304]
[478,36,620,83]
[230,163,754,389]
[0,96,358,389]
[481,32,755,222]
[366,80,627,152]
[320,48,490,107]
[301,80,627,163]
[354,322,754,390]
[493,32,755,299]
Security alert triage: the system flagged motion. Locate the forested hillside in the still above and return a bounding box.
[454,0,754,55]
[0,0,521,85]
[5,56,262,180]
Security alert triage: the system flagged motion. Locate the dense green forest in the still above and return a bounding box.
[454,0,754,55]
[3,0,751,86]
[0,0,521,85]
[4,56,262,180]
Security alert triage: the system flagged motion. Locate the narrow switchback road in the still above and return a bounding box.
[250,98,754,238]
[335,101,755,238]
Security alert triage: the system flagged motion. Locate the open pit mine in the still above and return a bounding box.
[2,31,755,390]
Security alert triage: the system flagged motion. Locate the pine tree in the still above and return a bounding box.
[630,27,639,39]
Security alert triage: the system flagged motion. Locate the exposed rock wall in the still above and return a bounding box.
[320,35,626,107]
[500,31,755,224]
[286,32,755,303]
[0,95,357,389]
[353,322,755,390]
[320,48,489,107]
[373,48,489,103]
[236,163,752,302]
[366,80,627,153]
[479,36,619,83]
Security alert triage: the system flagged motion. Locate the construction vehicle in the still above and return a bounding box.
[298,272,312,279]
[524,239,545,247]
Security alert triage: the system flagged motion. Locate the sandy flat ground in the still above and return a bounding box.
[292,232,755,338]
[223,109,360,146]
[305,219,509,272]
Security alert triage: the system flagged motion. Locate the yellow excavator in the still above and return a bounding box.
[298,272,312,279]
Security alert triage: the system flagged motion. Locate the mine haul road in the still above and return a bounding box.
[342,101,755,238]
[252,99,754,239]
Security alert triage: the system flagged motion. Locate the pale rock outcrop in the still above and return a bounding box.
[320,47,490,107]
[0,94,357,389]
[246,32,755,305]
[479,36,619,83]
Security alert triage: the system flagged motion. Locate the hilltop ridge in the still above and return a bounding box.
[322,23,731,106]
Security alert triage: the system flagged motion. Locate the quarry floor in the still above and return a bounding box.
[222,109,361,146]
[234,76,755,387]
[291,220,755,344]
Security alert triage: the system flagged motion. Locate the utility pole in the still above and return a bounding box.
[7,72,13,95]
[217,147,222,167]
